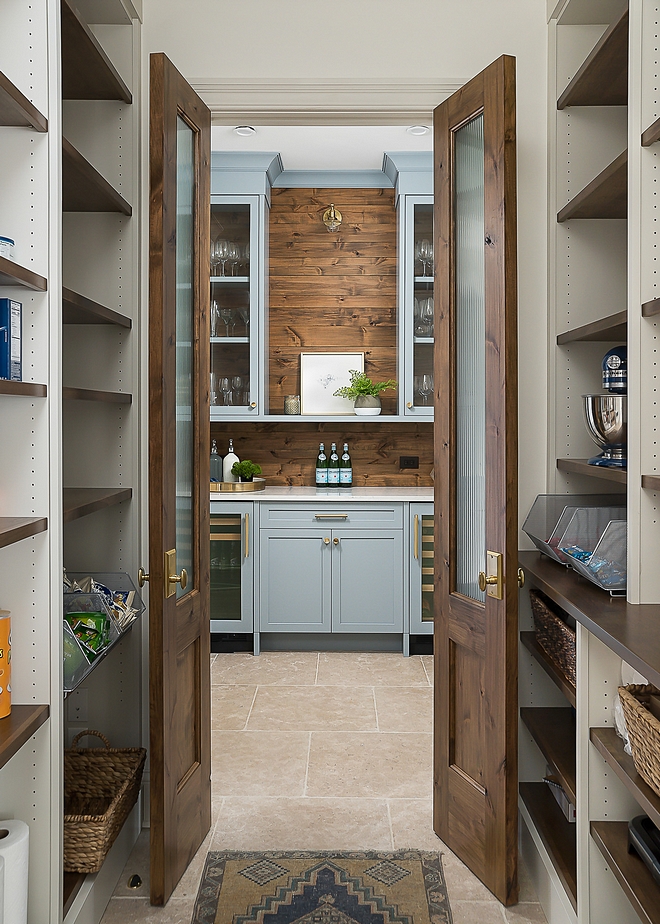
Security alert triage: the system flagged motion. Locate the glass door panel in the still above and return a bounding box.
[410,503,434,634]
[404,198,434,416]
[421,514,434,622]
[210,515,242,622]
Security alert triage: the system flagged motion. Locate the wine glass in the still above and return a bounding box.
[209,372,219,406]
[414,297,425,337]
[418,239,433,276]
[243,243,250,276]
[210,299,220,338]
[219,307,234,337]
[418,373,434,406]
[236,304,250,336]
[421,297,434,337]
[228,242,241,276]
[231,376,244,405]
[220,377,232,406]
[210,239,218,275]
[215,239,230,276]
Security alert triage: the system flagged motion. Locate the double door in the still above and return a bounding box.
[260,527,403,634]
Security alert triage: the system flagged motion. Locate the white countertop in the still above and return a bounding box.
[210,486,434,503]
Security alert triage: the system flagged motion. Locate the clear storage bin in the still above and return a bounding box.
[523,494,626,565]
[559,509,627,594]
[63,593,120,694]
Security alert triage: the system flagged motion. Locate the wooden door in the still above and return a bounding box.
[433,55,518,905]
[148,52,211,906]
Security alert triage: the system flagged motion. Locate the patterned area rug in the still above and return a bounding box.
[191,851,452,924]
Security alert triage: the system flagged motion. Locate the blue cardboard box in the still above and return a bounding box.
[0,299,22,381]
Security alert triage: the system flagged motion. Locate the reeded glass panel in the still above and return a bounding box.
[421,514,435,621]
[175,116,195,598]
[210,516,242,620]
[454,114,486,603]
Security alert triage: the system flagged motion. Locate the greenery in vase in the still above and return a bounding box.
[333,370,398,399]
[231,460,262,481]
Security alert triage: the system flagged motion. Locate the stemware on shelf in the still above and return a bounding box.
[215,239,230,276]
[236,305,250,336]
[228,242,241,276]
[210,299,220,337]
[418,239,433,277]
[220,376,232,406]
[421,297,434,337]
[210,372,219,406]
[418,373,434,406]
[219,307,234,337]
[231,376,244,405]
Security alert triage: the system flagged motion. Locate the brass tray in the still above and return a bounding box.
[210,477,266,493]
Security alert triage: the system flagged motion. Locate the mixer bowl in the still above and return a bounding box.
[582,395,627,466]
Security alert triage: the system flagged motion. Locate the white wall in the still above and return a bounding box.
[141,0,549,534]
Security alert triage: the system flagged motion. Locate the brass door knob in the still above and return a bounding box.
[407,402,413,409]
[138,568,149,588]
[518,568,525,589]
[478,571,498,593]
[323,537,330,545]
[333,537,340,546]
[250,402,257,408]
[172,568,188,591]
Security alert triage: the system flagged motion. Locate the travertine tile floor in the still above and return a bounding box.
[102,651,547,924]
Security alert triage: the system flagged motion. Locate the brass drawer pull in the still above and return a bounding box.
[245,513,249,558]
[314,514,348,519]
[414,514,419,559]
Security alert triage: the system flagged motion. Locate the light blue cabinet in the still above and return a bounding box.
[331,529,404,633]
[259,528,332,632]
[210,501,254,633]
[409,503,434,634]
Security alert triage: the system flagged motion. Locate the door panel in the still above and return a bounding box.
[149,52,211,905]
[433,55,518,905]
[331,531,403,632]
[260,529,331,631]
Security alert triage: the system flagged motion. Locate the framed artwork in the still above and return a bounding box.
[300,352,365,415]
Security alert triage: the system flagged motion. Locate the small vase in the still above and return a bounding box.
[354,395,381,416]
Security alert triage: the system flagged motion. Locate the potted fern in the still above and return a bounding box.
[333,369,397,416]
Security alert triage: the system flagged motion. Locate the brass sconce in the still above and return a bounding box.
[322,203,342,232]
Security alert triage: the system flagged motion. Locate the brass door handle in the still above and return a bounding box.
[138,568,149,588]
[478,572,497,592]
[333,537,340,545]
[478,551,504,599]
[165,549,188,597]
[323,537,330,545]
[413,514,419,559]
[172,569,188,589]
[518,568,525,588]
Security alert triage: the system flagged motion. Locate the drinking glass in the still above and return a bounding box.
[231,376,244,405]
[422,297,434,337]
[418,239,433,276]
[237,305,250,336]
[228,242,241,276]
[209,372,218,406]
[210,239,218,275]
[243,243,250,275]
[220,376,232,406]
[219,307,234,337]
[215,239,230,276]
[414,297,425,337]
[419,373,434,406]
[210,299,220,338]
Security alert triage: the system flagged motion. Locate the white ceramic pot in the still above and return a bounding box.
[354,395,381,416]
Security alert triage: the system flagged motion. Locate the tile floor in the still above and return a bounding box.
[101,651,547,924]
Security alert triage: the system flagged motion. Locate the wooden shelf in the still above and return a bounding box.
[520,707,576,805]
[557,310,627,344]
[591,821,660,924]
[63,872,85,918]
[0,380,47,397]
[62,287,131,327]
[61,0,131,103]
[0,255,47,291]
[519,551,660,690]
[0,70,47,131]
[63,387,131,404]
[0,516,48,550]
[63,487,132,523]
[591,727,660,831]
[0,704,49,771]
[557,150,627,222]
[557,8,628,109]
[557,458,628,484]
[642,117,660,147]
[62,137,132,215]
[520,781,577,911]
[642,297,660,318]
[642,475,660,491]
[521,632,576,707]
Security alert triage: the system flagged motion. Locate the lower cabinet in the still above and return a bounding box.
[210,501,254,632]
[260,526,404,634]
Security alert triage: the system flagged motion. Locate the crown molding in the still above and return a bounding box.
[190,78,466,125]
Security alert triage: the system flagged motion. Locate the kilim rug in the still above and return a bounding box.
[191,850,452,924]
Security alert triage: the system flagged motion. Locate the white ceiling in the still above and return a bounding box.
[210,124,432,172]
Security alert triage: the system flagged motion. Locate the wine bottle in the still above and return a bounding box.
[222,438,239,482]
[340,442,352,486]
[315,443,328,487]
[210,439,223,482]
[328,442,340,486]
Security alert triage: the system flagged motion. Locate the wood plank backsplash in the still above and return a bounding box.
[269,187,398,415]
[210,422,434,487]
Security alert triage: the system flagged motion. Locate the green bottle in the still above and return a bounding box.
[340,443,352,486]
[315,443,328,487]
[328,443,340,486]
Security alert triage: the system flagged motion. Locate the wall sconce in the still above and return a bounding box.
[322,203,342,232]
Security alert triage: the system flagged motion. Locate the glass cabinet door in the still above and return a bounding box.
[210,502,253,633]
[410,503,434,634]
[404,198,434,417]
[210,196,260,417]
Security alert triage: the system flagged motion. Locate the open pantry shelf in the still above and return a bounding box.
[0,516,48,549]
[520,781,577,911]
[61,0,131,103]
[62,137,132,215]
[63,487,132,523]
[557,8,628,109]
[521,631,576,707]
[63,387,131,404]
[642,118,660,147]
[0,254,47,291]
[557,150,627,222]
[556,458,627,484]
[521,707,576,805]
[0,380,47,397]
[0,69,47,131]
[642,475,660,491]
[557,310,627,344]
[591,821,660,924]
[62,287,132,327]
[0,704,49,771]
[642,297,660,318]
[591,727,660,831]
[519,551,660,690]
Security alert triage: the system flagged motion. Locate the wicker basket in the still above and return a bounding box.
[529,589,576,686]
[64,730,146,873]
[618,684,660,798]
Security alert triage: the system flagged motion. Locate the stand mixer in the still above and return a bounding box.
[583,346,627,468]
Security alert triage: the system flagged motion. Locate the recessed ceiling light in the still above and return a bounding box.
[234,125,256,136]
[407,125,430,136]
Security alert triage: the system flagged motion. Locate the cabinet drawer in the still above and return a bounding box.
[260,504,403,530]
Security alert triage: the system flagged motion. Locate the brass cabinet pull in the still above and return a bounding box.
[333,537,340,545]
[323,537,330,545]
[250,402,257,408]
[315,514,348,519]
[138,568,149,587]
[413,514,419,559]
[407,402,413,409]
[245,512,249,558]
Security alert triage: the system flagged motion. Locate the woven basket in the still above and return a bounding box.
[618,685,660,798]
[64,730,146,873]
[529,589,576,686]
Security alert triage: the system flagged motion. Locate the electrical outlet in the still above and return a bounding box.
[399,455,419,470]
